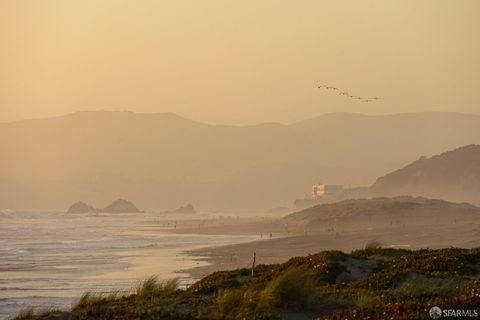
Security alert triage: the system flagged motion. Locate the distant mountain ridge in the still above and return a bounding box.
[2,111,480,211]
[370,145,480,205]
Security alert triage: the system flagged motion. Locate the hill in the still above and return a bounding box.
[285,196,480,224]
[13,247,480,320]
[2,111,480,211]
[370,145,480,205]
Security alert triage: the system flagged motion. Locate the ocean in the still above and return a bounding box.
[0,211,254,319]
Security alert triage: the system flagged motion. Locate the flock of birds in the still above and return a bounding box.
[316,84,380,103]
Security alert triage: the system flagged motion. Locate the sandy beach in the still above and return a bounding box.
[179,211,480,279]
[1,206,479,319]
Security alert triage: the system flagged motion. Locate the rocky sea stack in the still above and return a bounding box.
[102,199,141,213]
[66,201,98,214]
[164,204,196,214]
[67,199,141,213]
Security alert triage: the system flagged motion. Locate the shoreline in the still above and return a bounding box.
[2,206,479,319]
[0,212,261,320]
[180,216,480,279]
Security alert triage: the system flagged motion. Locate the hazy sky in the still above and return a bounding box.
[1,0,479,124]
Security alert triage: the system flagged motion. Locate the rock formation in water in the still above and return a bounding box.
[67,199,141,213]
[67,201,99,213]
[164,204,196,214]
[102,199,141,213]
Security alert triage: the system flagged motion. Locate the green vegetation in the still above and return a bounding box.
[135,276,180,303]
[364,239,383,250]
[11,247,480,320]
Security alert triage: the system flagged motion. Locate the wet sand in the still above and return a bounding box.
[180,213,480,278]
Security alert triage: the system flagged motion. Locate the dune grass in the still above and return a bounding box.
[71,290,124,312]
[11,308,34,320]
[260,267,318,310]
[11,308,60,320]
[135,276,179,302]
[10,247,480,320]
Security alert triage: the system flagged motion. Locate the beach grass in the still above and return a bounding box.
[10,247,480,320]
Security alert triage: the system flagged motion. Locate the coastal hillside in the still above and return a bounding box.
[285,196,480,224]
[14,247,480,320]
[2,111,480,211]
[370,145,480,205]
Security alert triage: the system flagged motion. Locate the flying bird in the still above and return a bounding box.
[315,83,381,103]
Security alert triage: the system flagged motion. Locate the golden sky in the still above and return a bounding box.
[1,0,479,124]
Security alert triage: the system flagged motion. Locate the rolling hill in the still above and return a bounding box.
[285,196,480,224]
[370,145,480,205]
[2,111,480,211]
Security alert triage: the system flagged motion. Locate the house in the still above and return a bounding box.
[311,184,344,199]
